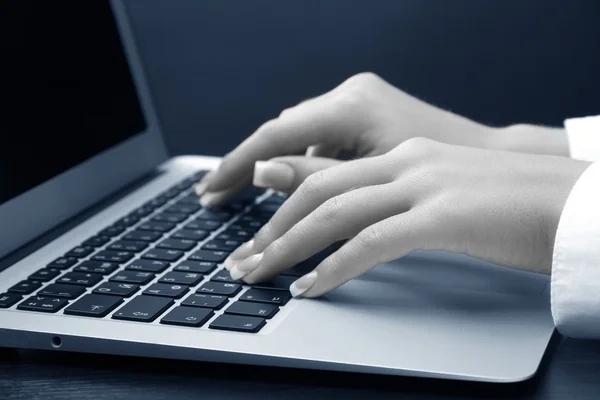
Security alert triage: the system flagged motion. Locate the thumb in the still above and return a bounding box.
[253,156,344,193]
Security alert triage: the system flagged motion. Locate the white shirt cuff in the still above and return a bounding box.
[565,115,600,161]
[551,161,600,338]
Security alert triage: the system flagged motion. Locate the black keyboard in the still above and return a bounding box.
[0,170,303,334]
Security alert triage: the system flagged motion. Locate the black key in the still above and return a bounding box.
[185,220,221,231]
[189,250,228,263]
[159,271,203,286]
[17,296,68,313]
[251,275,297,291]
[164,204,201,215]
[222,201,251,213]
[174,260,216,274]
[74,261,119,275]
[126,259,170,273]
[0,293,22,308]
[92,250,134,264]
[64,294,123,318]
[152,213,188,224]
[216,230,252,241]
[56,272,103,287]
[82,236,110,248]
[29,268,61,282]
[162,187,182,199]
[142,249,184,262]
[99,225,126,237]
[8,280,42,294]
[123,230,162,242]
[108,240,149,252]
[197,210,232,222]
[138,222,176,233]
[254,203,281,214]
[157,238,197,251]
[143,283,189,299]
[38,283,86,299]
[240,289,291,306]
[48,257,78,269]
[160,306,214,327]
[144,197,168,209]
[225,301,279,319]
[211,269,241,284]
[197,282,241,296]
[171,229,209,242]
[209,314,266,333]
[181,293,228,309]
[239,214,270,224]
[177,194,202,205]
[202,239,240,252]
[114,215,140,228]
[229,220,262,232]
[110,270,154,285]
[129,206,154,218]
[112,296,174,322]
[65,246,94,258]
[93,282,139,297]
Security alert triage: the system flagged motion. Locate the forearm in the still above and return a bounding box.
[490,124,570,157]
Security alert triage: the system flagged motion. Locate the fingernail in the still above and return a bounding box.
[224,240,255,270]
[194,172,214,196]
[253,161,295,191]
[199,192,220,207]
[289,271,318,297]
[230,253,263,280]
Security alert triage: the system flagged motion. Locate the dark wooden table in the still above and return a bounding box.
[1,334,599,400]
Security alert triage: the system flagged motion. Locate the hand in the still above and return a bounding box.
[223,139,589,298]
[196,72,568,205]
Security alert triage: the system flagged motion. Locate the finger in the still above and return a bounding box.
[253,156,344,193]
[306,143,340,158]
[237,181,412,283]
[199,171,253,207]
[291,208,437,298]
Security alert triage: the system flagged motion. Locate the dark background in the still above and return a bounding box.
[124,0,600,157]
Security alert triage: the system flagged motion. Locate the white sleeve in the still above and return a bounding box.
[565,115,600,161]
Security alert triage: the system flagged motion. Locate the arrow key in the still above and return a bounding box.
[64,294,123,318]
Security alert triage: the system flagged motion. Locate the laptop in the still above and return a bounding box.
[0,0,555,382]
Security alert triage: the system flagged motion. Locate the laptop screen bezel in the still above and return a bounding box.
[0,0,169,259]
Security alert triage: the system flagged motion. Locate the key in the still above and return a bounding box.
[65,246,94,258]
[197,282,241,297]
[174,260,216,274]
[138,222,176,233]
[171,229,208,242]
[142,249,183,262]
[123,230,162,242]
[56,272,103,287]
[164,204,201,215]
[240,289,291,305]
[177,194,202,205]
[114,215,140,228]
[184,220,221,231]
[229,221,262,232]
[0,293,22,308]
[160,306,214,327]
[8,280,42,294]
[110,270,154,285]
[64,294,123,318]
[189,250,228,263]
[74,261,119,275]
[152,213,188,224]
[38,283,85,299]
[82,236,110,248]
[112,296,174,322]
[29,268,61,282]
[162,187,182,199]
[211,269,241,284]
[98,225,125,237]
[202,239,240,252]
[93,282,139,297]
[144,197,168,209]
[209,314,266,333]
[239,214,270,224]
[157,238,197,251]
[129,206,154,218]
[159,272,203,286]
[181,293,228,309]
[126,259,170,273]
[143,283,189,298]
[48,257,78,269]
[17,296,68,313]
[197,210,232,222]
[251,275,297,291]
[225,301,279,319]
[216,230,252,241]
[108,240,149,252]
[254,203,281,214]
[92,250,134,263]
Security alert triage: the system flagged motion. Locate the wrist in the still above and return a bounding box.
[491,124,570,156]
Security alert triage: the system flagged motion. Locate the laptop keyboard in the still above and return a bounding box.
[0,170,303,334]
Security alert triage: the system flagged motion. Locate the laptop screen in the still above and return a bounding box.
[0,1,146,206]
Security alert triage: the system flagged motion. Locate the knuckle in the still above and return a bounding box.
[256,118,280,139]
[343,72,381,87]
[355,225,385,253]
[317,195,345,222]
[299,170,328,198]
